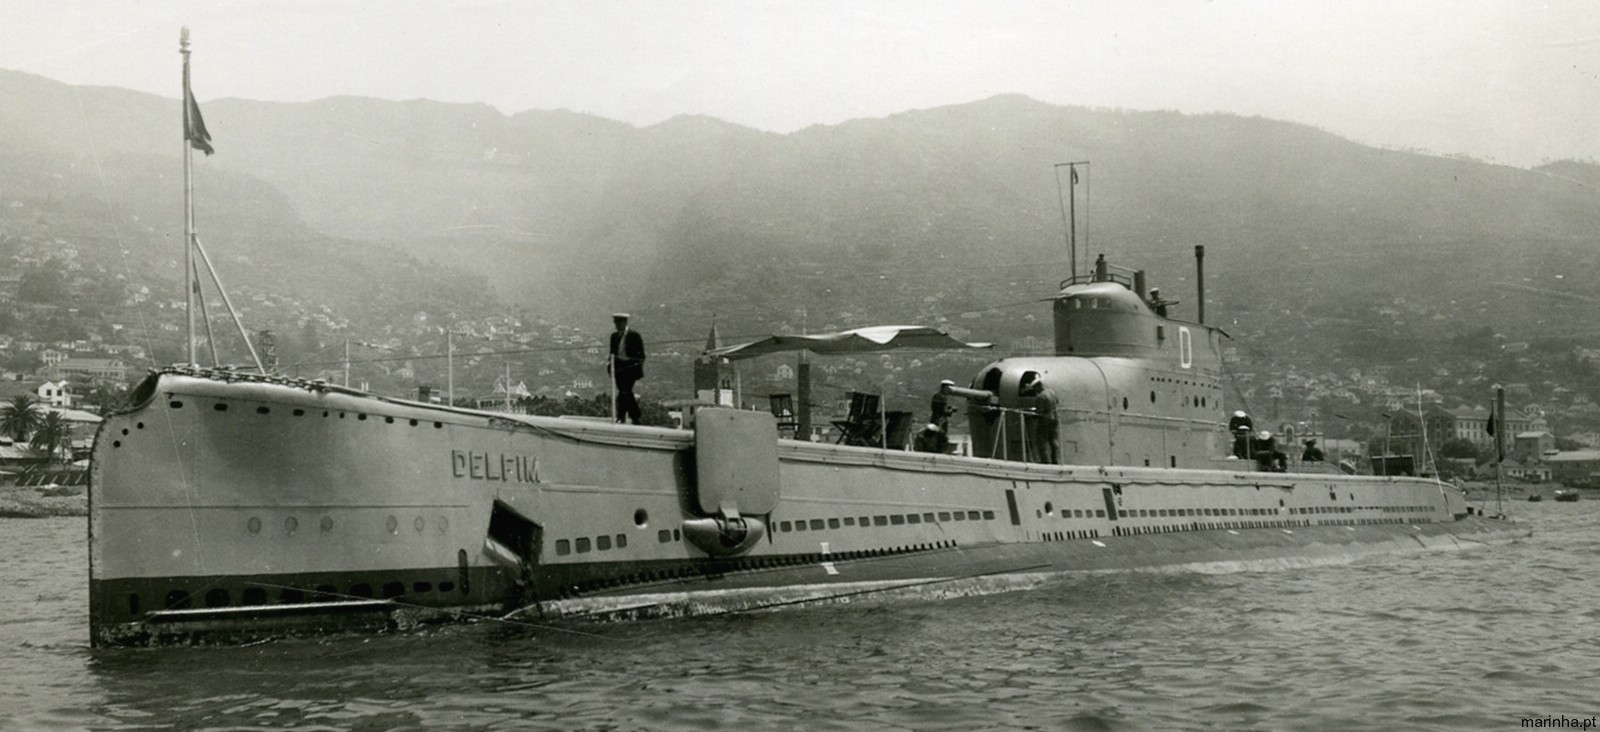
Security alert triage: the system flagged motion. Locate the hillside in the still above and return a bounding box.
[3,69,1599,436]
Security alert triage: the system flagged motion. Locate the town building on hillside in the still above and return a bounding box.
[693,321,735,407]
[1502,459,1551,483]
[1513,431,1555,463]
[38,358,128,383]
[1441,405,1546,449]
[0,379,72,408]
[1547,450,1600,485]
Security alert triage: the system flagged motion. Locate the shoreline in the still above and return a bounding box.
[0,485,87,518]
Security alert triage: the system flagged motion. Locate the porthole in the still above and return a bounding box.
[256,406,270,415]
[409,419,419,426]
[385,416,395,424]
[169,401,183,409]
[1150,391,1156,403]
[205,588,230,608]
[321,516,334,533]
[358,414,368,421]
[1044,501,1054,515]
[247,517,262,534]
[112,440,121,448]
[121,428,129,435]
[597,535,612,551]
[634,508,649,527]
[576,537,591,553]
[386,515,399,534]
[438,581,455,593]
[414,516,425,532]
[1122,397,1129,410]
[214,403,228,412]
[284,516,299,534]
[438,516,449,532]
[242,588,267,605]
[350,583,373,598]
[293,409,305,416]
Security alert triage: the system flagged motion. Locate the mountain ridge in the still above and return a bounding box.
[3,69,1598,432]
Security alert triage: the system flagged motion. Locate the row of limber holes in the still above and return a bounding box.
[551,509,1006,558]
[109,400,451,449]
[550,500,1433,559]
[168,399,445,427]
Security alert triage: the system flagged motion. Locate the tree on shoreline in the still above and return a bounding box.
[29,412,73,465]
[1,395,43,442]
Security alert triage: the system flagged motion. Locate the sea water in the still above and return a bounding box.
[1,499,1595,731]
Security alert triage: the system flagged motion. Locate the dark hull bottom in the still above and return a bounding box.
[91,518,1527,647]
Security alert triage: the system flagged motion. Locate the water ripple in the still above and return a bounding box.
[4,505,1599,729]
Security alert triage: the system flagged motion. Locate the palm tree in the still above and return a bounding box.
[29,411,73,465]
[1,395,42,442]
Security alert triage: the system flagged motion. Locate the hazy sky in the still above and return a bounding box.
[5,1,1597,167]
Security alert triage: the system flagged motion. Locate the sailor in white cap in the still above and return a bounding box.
[607,312,646,424]
[1228,409,1254,458]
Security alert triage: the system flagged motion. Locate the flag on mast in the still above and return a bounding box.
[185,85,214,155]
[1070,166,1079,185]
[183,47,214,155]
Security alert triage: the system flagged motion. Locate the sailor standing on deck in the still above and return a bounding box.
[607,313,646,424]
[1022,374,1060,465]
[1229,410,1254,459]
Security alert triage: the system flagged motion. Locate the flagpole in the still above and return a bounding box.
[1053,161,1089,282]
[181,28,196,366]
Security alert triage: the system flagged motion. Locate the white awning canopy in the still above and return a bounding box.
[708,325,991,362]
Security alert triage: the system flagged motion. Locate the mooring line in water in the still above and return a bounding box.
[234,581,621,640]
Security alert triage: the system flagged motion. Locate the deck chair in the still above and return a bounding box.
[769,393,798,438]
[832,391,883,446]
[883,410,916,451]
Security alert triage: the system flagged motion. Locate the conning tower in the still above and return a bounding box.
[964,247,1231,468]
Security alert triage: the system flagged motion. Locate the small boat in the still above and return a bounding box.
[1553,490,1579,502]
[1528,494,1544,502]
